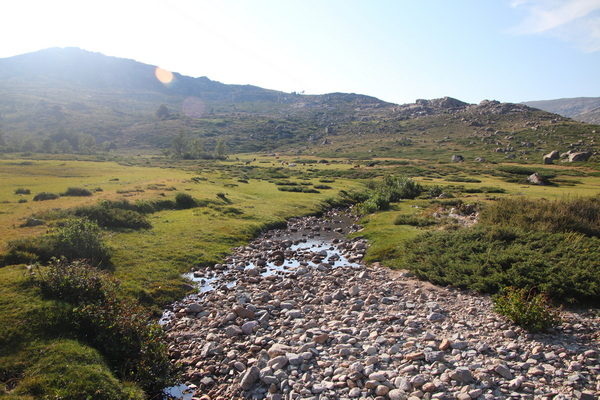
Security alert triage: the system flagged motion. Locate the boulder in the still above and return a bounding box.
[527,173,546,185]
[451,155,464,162]
[568,151,592,162]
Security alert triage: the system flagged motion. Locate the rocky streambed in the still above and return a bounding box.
[161,210,600,400]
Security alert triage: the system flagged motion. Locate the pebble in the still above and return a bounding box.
[161,211,600,399]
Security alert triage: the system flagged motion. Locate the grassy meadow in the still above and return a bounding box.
[1,152,599,398]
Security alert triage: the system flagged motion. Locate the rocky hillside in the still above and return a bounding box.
[1,48,598,159]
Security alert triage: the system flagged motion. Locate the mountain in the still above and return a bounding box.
[1,47,598,162]
[522,97,600,124]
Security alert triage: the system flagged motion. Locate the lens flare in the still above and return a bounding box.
[155,67,174,84]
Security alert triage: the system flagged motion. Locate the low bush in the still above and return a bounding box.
[496,165,537,175]
[175,192,197,208]
[444,176,482,183]
[14,188,30,195]
[480,195,600,237]
[4,218,111,268]
[394,214,438,227]
[492,287,561,332]
[52,218,111,268]
[401,226,600,304]
[62,187,93,197]
[31,260,173,395]
[427,185,444,198]
[33,192,59,201]
[356,175,424,215]
[74,205,152,230]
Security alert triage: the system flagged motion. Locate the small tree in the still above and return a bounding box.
[189,138,204,159]
[171,131,186,158]
[214,139,227,160]
[155,104,170,119]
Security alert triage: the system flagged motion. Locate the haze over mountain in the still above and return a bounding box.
[0,48,598,162]
[522,97,600,125]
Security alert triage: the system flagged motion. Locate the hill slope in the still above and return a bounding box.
[0,47,598,162]
[523,97,600,124]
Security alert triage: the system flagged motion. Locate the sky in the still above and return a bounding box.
[1,0,599,105]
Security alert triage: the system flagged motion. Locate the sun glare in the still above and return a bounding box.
[155,67,174,84]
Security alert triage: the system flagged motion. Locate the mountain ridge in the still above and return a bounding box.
[522,97,600,124]
[1,47,597,162]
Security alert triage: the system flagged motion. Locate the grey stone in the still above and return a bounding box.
[239,366,260,390]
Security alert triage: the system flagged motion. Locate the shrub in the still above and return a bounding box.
[480,195,600,237]
[73,205,151,230]
[381,175,423,201]
[401,226,600,304]
[3,235,57,266]
[356,175,423,215]
[216,192,230,203]
[18,198,28,203]
[33,192,59,201]
[5,218,111,267]
[427,185,444,198]
[492,287,561,332]
[35,259,114,304]
[53,218,111,267]
[394,214,438,227]
[62,187,93,197]
[174,192,197,208]
[31,260,173,395]
[15,188,31,195]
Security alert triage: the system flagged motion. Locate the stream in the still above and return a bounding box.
[161,209,365,399]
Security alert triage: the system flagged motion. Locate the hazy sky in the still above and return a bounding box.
[2,0,599,105]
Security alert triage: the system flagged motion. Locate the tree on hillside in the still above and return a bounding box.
[214,139,227,160]
[189,139,204,159]
[172,131,186,158]
[156,104,170,119]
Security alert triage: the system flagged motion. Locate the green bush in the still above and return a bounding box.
[356,175,424,214]
[493,287,561,332]
[62,187,93,197]
[175,192,198,208]
[36,259,114,304]
[427,185,444,198]
[3,235,57,266]
[496,165,537,175]
[73,205,151,230]
[480,195,600,237]
[33,192,59,201]
[53,218,111,267]
[401,226,600,304]
[14,188,30,195]
[394,214,438,227]
[31,261,173,396]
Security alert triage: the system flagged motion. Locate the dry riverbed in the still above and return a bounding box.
[161,211,600,400]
